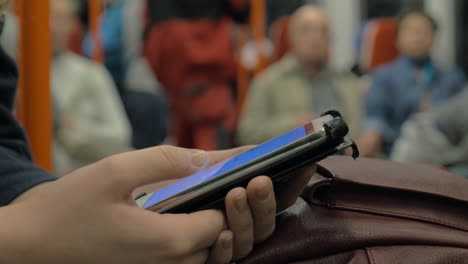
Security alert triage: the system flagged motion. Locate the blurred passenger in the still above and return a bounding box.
[122,0,170,149]
[84,0,125,89]
[82,0,169,149]
[83,0,154,91]
[144,0,250,150]
[392,90,468,178]
[0,6,18,59]
[238,6,362,145]
[359,8,466,157]
[50,0,132,175]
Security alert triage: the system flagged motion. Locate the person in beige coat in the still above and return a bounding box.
[238,6,362,145]
[51,0,132,175]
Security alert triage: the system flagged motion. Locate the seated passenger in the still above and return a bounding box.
[359,8,466,157]
[50,0,132,175]
[238,6,362,145]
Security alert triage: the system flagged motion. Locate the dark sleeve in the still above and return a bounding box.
[0,146,56,206]
[0,47,56,206]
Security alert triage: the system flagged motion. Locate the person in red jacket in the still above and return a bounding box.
[144,0,249,150]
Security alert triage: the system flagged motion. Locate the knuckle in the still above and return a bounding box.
[157,146,179,169]
[157,145,192,174]
[100,155,124,173]
[165,237,193,257]
[99,156,127,184]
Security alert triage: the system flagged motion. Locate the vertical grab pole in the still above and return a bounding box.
[16,0,53,171]
[236,25,250,115]
[250,0,267,74]
[89,0,104,62]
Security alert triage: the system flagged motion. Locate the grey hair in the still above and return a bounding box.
[288,5,329,39]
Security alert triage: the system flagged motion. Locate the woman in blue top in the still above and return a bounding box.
[359,8,466,157]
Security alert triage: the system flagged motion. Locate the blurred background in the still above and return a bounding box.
[5,0,468,178]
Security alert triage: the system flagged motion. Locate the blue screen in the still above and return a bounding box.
[143,126,308,208]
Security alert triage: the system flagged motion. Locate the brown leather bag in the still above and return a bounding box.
[240,156,468,264]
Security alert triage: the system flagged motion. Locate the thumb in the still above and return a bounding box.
[96,146,211,194]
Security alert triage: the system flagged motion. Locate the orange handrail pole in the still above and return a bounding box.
[250,0,266,74]
[16,0,53,171]
[89,0,104,62]
[236,25,250,115]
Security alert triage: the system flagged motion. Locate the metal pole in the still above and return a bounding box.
[89,0,104,62]
[250,0,267,74]
[16,0,53,171]
[236,25,249,115]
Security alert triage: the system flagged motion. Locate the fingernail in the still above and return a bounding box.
[236,195,248,212]
[191,151,210,170]
[256,186,270,201]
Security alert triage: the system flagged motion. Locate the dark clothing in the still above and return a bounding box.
[121,90,168,149]
[0,47,56,206]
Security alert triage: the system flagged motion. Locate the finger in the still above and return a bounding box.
[246,176,276,243]
[97,145,210,193]
[206,230,234,264]
[180,250,210,264]
[225,188,255,260]
[155,210,227,254]
[276,165,316,212]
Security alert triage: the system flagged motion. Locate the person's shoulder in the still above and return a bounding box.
[63,52,109,74]
[251,55,297,86]
[61,52,94,68]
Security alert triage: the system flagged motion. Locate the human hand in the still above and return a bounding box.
[11,145,315,263]
[134,147,317,261]
[8,146,250,264]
